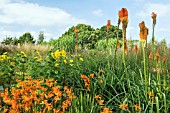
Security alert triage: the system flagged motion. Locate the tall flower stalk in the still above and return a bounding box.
[151,12,157,51]
[139,21,149,89]
[118,8,129,89]
[74,28,79,54]
[114,18,121,66]
[106,20,111,47]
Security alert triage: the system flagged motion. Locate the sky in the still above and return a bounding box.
[0,0,170,44]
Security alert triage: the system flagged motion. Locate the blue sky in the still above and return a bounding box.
[0,0,170,44]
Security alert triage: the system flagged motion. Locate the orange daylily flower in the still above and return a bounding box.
[90,73,94,78]
[134,104,142,111]
[80,74,91,91]
[101,108,112,113]
[119,103,128,111]
[98,100,104,105]
[99,69,104,73]
[147,92,154,98]
[94,94,102,100]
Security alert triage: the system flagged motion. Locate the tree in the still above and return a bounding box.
[99,25,122,39]
[49,23,123,50]
[1,36,19,45]
[1,37,13,45]
[37,31,45,44]
[18,32,35,44]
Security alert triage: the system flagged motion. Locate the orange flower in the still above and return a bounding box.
[134,104,142,111]
[101,108,112,113]
[98,100,104,105]
[3,108,8,113]
[74,28,78,33]
[119,103,128,111]
[151,12,157,25]
[94,94,101,100]
[99,69,104,73]
[162,54,166,63]
[139,21,148,43]
[75,45,78,52]
[134,45,139,54]
[99,79,103,83]
[147,92,154,98]
[117,41,120,48]
[118,8,128,22]
[155,50,160,61]
[149,52,153,59]
[107,20,111,29]
[124,42,128,53]
[90,73,94,78]
[80,74,91,91]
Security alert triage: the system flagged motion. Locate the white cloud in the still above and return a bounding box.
[0,0,85,26]
[137,3,170,18]
[92,9,103,17]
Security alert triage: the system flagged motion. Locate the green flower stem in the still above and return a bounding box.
[114,25,120,67]
[122,28,130,90]
[142,42,148,94]
[152,24,155,50]
[142,42,147,83]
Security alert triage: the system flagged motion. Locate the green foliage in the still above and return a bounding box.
[49,36,76,53]
[37,31,45,44]
[49,24,122,50]
[0,43,169,112]
[96,38,123,50]
[1,32,36,45]
[99,25,122,39]
[1,37,19,45]
[18,32,35,44]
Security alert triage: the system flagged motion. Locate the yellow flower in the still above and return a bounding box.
[54,50,60,59]
[64,60,67,64]
[80,58,84,61]
[55,63,59,67]
[61,50,66,57]
[70,60,73,62]
[34,56,38,59]
[3,52,7,55]
[10,62,15,66]
[21,51,27,57]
